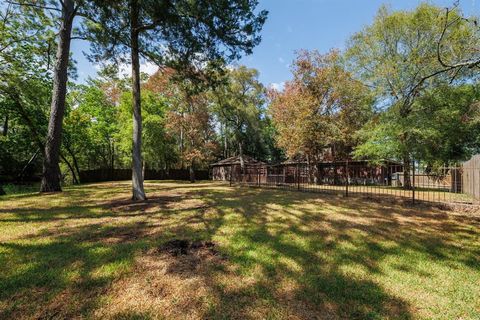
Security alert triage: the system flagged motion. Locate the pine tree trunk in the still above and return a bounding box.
[40,0,75,193]
[403,154,412,190]
[180,115,184,169]
[130,1,146,201]
[111,140,115,170]
[223,122,227,158]
[2,113,8,136]
[239,140,245,172]
[189,162,195,183]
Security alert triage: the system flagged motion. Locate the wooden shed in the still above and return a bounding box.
[211,156,266,181]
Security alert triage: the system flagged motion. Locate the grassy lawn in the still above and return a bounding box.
[0,181,479,319]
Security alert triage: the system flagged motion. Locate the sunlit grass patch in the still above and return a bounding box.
[0,181,479,319]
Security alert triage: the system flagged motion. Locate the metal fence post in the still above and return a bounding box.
[412,160,415,204]
[345,159,349,197]
[297,163,300,191]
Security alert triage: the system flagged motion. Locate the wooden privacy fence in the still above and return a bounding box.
[226,159,480,205]
[462,154,480,200]
[79,168,209,183]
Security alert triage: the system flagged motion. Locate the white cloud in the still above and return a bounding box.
[118,61,158,77]
[269,81,285,91]
[140,61,159,75]
[278,57,285,64]
[93,61,159,78]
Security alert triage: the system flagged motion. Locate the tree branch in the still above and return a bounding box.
[5,0,61,12]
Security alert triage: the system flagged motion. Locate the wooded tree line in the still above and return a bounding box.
[2,2,480,196]
[0,0,269,198]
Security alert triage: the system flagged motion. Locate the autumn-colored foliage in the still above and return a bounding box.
[146,69,218,170]
[269,50,372,162]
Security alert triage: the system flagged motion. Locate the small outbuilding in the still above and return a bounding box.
[211,155,265,181]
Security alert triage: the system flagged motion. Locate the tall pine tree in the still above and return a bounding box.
[83,0,267,200]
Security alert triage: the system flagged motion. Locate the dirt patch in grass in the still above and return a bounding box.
[153,239,225,277]
[94,240,226,319]
[160,239,218,256]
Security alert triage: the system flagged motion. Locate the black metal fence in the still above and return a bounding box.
[226,160,480,205]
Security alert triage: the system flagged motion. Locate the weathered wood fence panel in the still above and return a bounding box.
[79,169,209,183]
[462,155,480,200]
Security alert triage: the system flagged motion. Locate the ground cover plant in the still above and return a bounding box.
[0,181,479,319]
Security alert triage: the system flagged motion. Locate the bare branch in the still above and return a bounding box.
[5,0,61,12]
[437,6,480,69]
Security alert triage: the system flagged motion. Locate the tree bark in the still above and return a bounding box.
[2,113,8,136]
[189,161,195,183]
[180,111,184,169]
[223,122,228,158]
[110,140,115,170]
[403,153,412,190]
[238,140,245,173]
[130,0,146,201]
[40,0,75,193]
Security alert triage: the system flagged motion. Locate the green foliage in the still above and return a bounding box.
[354,84,480,164]
[346,3,478,108]
[347,3,480,164]
[0,4,54,180]
[117,90,177,169]
[82,0,267,71]
[64,81,120,171]
[211,66,281,162]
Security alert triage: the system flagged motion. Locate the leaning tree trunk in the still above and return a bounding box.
[40,0,75,193]
[60,154,79,185]
[130,1,146,201]
[65,145,82,183]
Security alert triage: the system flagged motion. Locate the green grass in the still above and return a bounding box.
[1,183,40,195]
[0,181,479,319]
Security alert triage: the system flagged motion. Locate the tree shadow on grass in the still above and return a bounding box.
[0,222,157,319]
[0,182,479,319]
[181,187,480,318]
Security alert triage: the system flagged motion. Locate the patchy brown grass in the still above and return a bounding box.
[0,181,479,319]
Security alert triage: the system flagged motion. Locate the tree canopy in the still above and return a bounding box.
[3,1,480,194]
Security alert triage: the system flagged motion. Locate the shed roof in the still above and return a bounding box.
[211,155,265,166]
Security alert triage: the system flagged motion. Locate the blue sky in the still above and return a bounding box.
[72,0,479,87]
